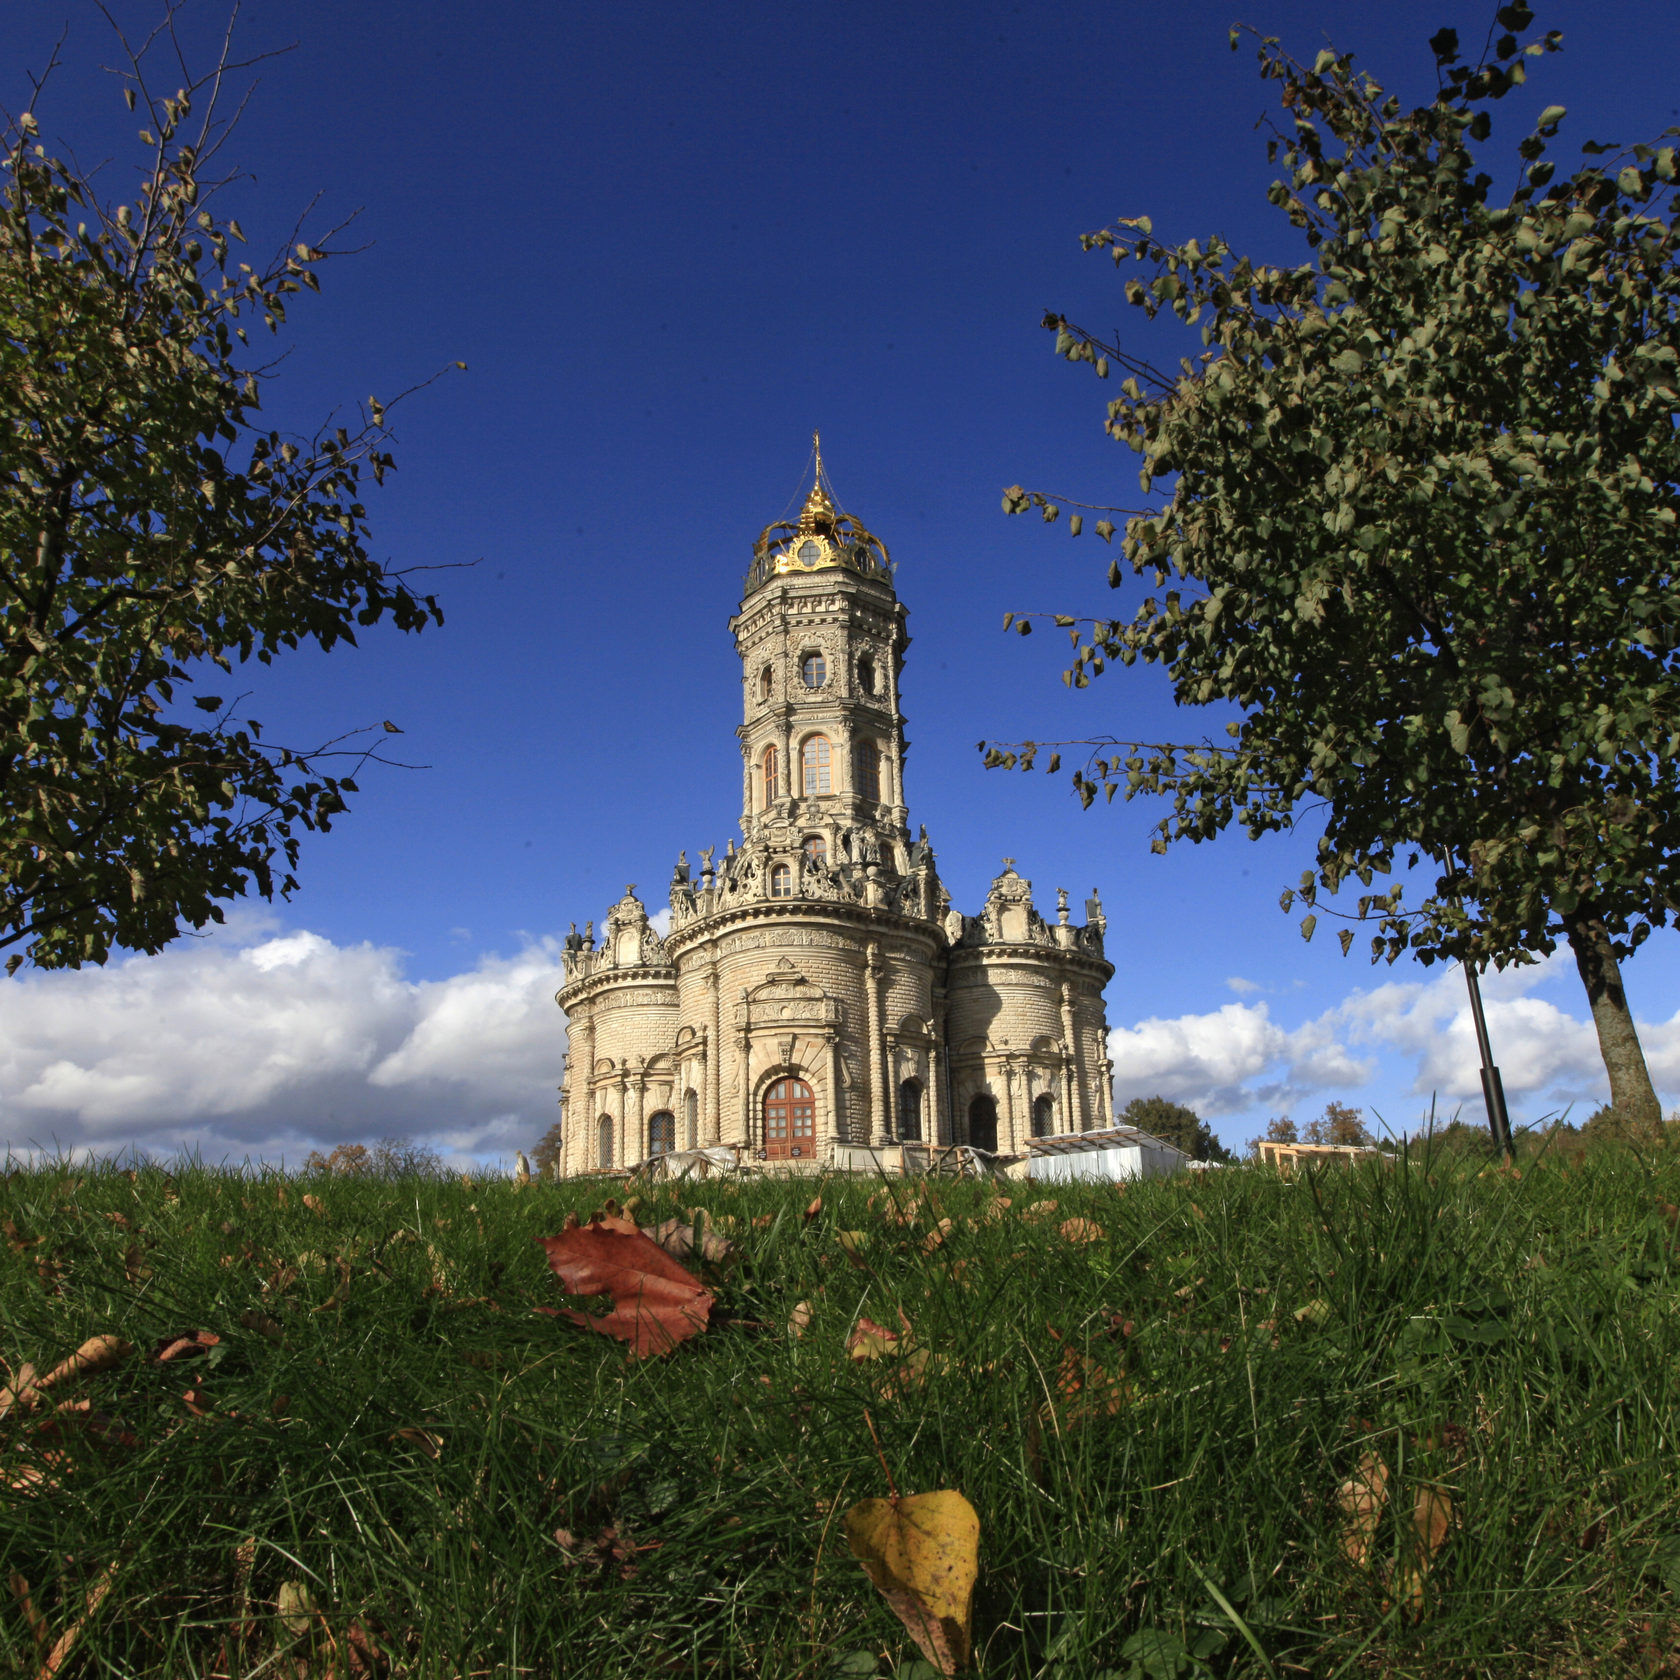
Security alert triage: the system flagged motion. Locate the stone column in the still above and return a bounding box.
[738,993,753,1148]
[828,1028,846,1148]
[615,1071,629,1171]
[1060,983,1085,1131]
[928,1020,948,1147]
[1002,1054,1020,1155]
[866,940,889,1143]
[632,1060,647,1166]
[707,963,722,1143]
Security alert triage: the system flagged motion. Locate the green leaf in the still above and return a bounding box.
[1536,104,1567,130]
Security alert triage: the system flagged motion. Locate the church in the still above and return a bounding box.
[552,456,1116,1177]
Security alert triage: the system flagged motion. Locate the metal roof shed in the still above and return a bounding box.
[1027,1126,1189,1183]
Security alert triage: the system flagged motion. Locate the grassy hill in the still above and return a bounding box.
[2,1145,1678,1677]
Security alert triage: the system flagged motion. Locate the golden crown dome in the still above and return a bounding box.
[746,433,892,594]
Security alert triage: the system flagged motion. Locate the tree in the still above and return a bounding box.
[987,7,1680,1132]
[1302,1100,1376,1147]
[1117,1093,1233,1162]
[532,1118,565,1181]
[0,19,449,970]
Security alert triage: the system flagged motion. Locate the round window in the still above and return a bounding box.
[800,652,826,688]
[797,539,822,567]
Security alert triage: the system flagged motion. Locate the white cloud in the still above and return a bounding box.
[1109,948,1680,1138]
[0,915,567,1168]
[1224,977,1262,996]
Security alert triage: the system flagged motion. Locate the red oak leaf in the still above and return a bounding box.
[535,1221,714,1358]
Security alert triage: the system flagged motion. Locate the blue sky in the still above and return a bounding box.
[5,0,1679,1166]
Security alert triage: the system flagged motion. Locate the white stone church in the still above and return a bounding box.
[552,459,1116,1176]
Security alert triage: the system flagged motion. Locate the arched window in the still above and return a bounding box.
[762,744,780,805]
[852,738,881,802]
[763,1076,816,1160]
[770,863,793,898]
[760,665,773,699]
[801,735,831,795]
[898,1079,923,1142]
[648,1110,676,1156]
[803,835,827,867]
[597,1115,614,1170]
[1032,1093,1056,1138]
[857,655,877,696]
[800,651,826,688]
[684,1089,699,1150]
[968,1093,998,1154]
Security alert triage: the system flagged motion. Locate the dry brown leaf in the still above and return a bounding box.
[301,1193,326,1218]
[844,1490,979,1675]
[847,1317,903,1361]
[9,1570,46,1657]
[155,1330,221,1364]
[122,1243,151,1285]
[641,1216,731,1263]
[835,1229,873,1269]
[390,1426,443,1459]
[34,1559,116,1680]
[0,1362,39,1422]
[788,1300,814,1339]
[803,1195,823,1222]
[239,1309,284,1345]
[1023,1199,1059,1222]
[1040,1334,1134,1431]
[921,1217,954,1253]
[1336,1451,1390,1566]
[1059,1217,1105,1244]
[535,1218,714,1358]
[38,1336,131,1396]
[1388,1485,1454,1616]
[313,1255,353,1313]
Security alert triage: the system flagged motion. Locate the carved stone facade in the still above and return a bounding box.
[553,465,1115,1175]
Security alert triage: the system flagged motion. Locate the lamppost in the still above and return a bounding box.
[1438,850,1514,1161]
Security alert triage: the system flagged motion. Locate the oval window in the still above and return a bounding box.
[800,652,826,688]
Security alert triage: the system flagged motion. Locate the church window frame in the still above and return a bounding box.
[967,1093,999,1153]
[852,737,881,803]
[898,1078,923,1142]
[803,834,827,867]
[1032,1093,1056,1139]
[770,862,793,898]
[801,734,832,795]
[648,1110,676,1156]
[684,1089,699,1150]
[760,664,773,700]
[857,654,877,696]
[763,1075,817,1160]
[762,743,780,805]
[800,651,827,689]
[597,1115,614,1170]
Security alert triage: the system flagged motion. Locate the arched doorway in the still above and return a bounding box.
[968,1093,998,1153]
[1032,1093,1056,1138]
[763,1076,816,1160]
[597,1115,614,1170]
[897,1079,923,1142]
[648,1111,676,1156]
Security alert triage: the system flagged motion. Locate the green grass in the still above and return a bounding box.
[3,1145,1680,1679]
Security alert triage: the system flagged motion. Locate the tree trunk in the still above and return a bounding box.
[1561,907,1662,1131]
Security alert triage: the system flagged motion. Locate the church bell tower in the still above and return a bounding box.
[732,439,911,875]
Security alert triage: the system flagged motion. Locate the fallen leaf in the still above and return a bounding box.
[921,1217,954,1253]
[37,1336,132,1396]
[1023,1199,1059,1222]
[641,1216,731,1263]
[848,1317,903,1361]
[0,1362,39,1422]
[276,1579,318,1640]
[536,1220,714,1358]
[33,1559,117,1680]
[788,1300,814,1339]
[390,1426,443,1459]
[1293,1297,1332,1327]
[8,1570,46,1657]
[1336,1451,1390,1566]
[1059,1217,1105,1244]
[155,1330,221,1364]
[844,1490,979,1675]
[239,1309,284,1345]
[1389,1485,1453,1616]
[1041,1331,1134,1430]
[312,1255,353,1313]
[122,1243,152,1285]
[804,1195,823,1222]
[836,1230,872,1268]
[180,1387,212,1418]
[301,1193,326,1218]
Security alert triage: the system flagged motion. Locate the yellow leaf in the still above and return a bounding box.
[844,1490,980,1675]
[1336,1451,1389,1565]
[1059,1217,1105,1244]
[788,1300,814,1339]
